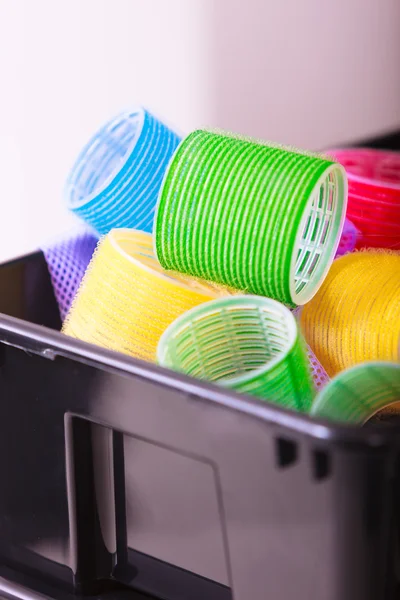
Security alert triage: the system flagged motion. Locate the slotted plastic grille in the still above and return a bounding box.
[294,169,337,294]
[158,296,315,410]
[65,108,181,235]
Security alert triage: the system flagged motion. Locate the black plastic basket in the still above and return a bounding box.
[0,250,399,600]
[0,132,399,600]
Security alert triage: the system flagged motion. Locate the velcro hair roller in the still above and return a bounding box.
[41,226,98,320]
[155,130,347,306]
[63,230,231,361]
[311,361,400,424]
[65,108,181,235]
[326,148,400,250]
[301,250,400,376]
[157,295,315,411]
[335,218,358,257]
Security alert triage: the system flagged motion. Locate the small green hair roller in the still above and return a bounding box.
[154,130,347,306]
[311,361,400,424]
[157,295,315,411]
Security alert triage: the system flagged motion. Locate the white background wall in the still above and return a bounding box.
[0,0,399,261]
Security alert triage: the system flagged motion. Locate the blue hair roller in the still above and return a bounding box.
[65,108,181,235]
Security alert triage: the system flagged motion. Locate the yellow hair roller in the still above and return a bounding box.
[301,250,400,376]
[63,229,231,361]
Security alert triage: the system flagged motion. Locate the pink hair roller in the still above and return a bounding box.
[325,148,400,250]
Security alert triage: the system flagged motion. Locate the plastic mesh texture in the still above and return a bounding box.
[292,306,330,390]
[311,361,400,424]
[157,295,315,411]
[41,226,98,320]
[301,250,400,377]
[63,230,233,361]
[155,130,347,306]
[335,218,358,257]
[307,345,329,389]
[65,108,181,235]
[326,148,400,250]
